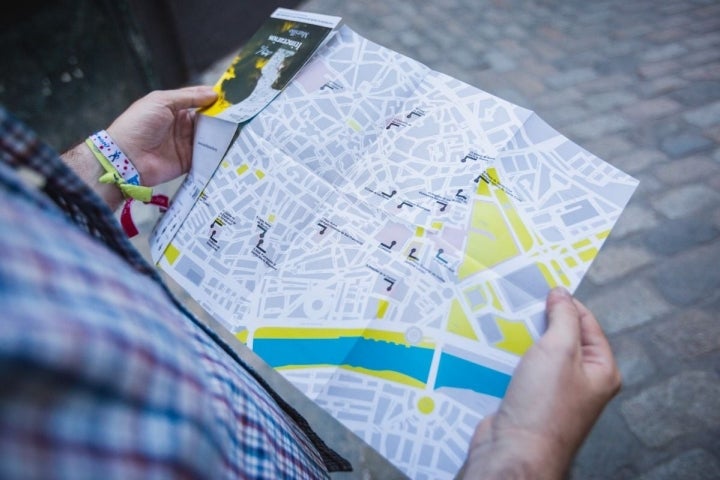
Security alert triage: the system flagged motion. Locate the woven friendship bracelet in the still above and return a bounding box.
[89,130,140,184]
[85,130,152,202]
[85,129,169,238]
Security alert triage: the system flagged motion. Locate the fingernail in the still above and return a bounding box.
[552,286,572,298]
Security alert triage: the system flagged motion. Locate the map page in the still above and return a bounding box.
[150,24,638,480]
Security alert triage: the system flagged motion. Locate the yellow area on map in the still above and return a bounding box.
[163,243,181,266]
[364,328,434,348]
[579,247,598,262]
[572,237,599,262]
[256,327,366,339]
[470,197,508,232]
[494,317,534,356]
[487,283,503,311]
[376,299,390,319]
[235,329,249,344]
[417,396,435,414]
[236,164,249,175]
[460,167,536,280]
[254,327,435,348]
[255,169,265,179]
[475,168,500,197]
[550,259,571,286]
[341,366,426,388]
[496,189,533,252]
[537,262,560,289]
[447,298,478,340]
[569,230,610,263]
[346,118,362,132]
[459,201,519,280]
[572,238,591,249]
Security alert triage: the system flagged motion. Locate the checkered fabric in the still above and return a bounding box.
[0,107,351,479]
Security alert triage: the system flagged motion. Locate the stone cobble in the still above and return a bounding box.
[650,309,720,359]
[636,449,720,480]
[583,278,671,335]
[652,242,720,306]
[643,214,719,255]
[620,370,720,448]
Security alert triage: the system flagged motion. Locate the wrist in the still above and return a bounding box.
[461,427,570,480]
[61,142,124,210]
[86,130,153,203]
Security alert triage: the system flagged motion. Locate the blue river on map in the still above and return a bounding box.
[253,337,511,398]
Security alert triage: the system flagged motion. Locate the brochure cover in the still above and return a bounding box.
[202,8,341,122]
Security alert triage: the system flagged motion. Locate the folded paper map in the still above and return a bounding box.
[150,10,638,479]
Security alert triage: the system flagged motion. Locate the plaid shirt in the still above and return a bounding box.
[0,107,350,479]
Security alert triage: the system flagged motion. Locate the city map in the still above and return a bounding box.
[150,20,638,480]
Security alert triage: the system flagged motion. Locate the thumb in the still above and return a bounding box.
[160,85,218,111]
[542,287,581,349]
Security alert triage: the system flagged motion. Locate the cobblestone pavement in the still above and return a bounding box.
[144,0,720,478]
[284,0,720,478]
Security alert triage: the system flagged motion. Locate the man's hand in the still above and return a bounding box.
[106,86,218,187]
[62,86,217,210]
[459,287,621,479]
